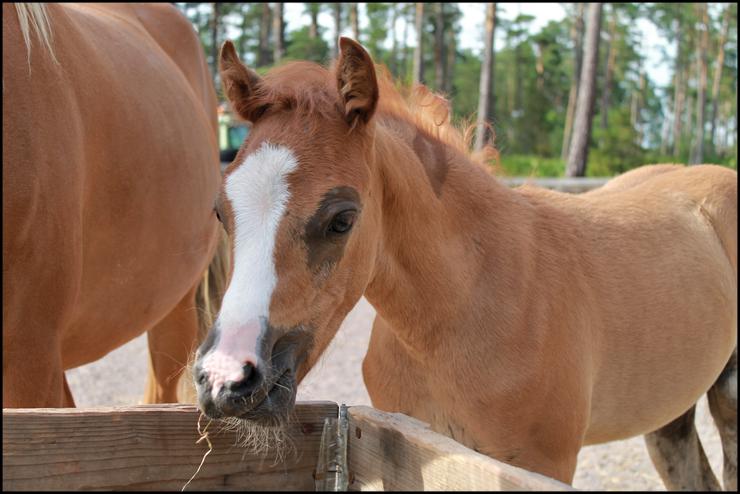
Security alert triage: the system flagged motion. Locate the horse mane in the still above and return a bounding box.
[372,65,498,167]
[242,59,498,168]
[15,3,58,64]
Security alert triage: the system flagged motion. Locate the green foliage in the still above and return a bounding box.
[497,155,566,177]
[449,49,481,119]
[284,26,330,64]
[174,2,737,176]
[591,108,646,176]
[364,3,390,62]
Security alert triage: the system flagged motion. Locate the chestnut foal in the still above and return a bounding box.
[193,38,737,488]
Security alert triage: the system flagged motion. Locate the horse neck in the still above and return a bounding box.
[364,118,537,356]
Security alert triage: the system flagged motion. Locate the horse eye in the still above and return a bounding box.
[214,208,222,223]
[327,210,355,235]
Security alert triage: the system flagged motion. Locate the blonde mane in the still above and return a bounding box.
[374,66,498,167]
[15,3,58,64]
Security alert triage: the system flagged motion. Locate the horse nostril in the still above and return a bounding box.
[224,362,262,396]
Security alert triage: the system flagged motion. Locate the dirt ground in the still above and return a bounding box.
[67,297,726,490]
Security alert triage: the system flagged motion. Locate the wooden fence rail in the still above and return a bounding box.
[501,177,609,193]
[3,403,335,491]
[4,403,574,491]
[348,406,572,491]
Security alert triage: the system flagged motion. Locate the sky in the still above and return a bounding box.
[281,3,674,88]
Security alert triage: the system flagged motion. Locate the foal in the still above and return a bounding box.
[193,38,737,488]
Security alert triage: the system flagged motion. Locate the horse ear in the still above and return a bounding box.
[336,37,379,128]
[219,41,267,122]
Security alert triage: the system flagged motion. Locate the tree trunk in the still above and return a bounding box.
[258,3,272,66]
[401,4,410,79]
[709,4,730,155]
[308,4,319,40]
[434,3,446,91]
[690,3,708,164]
[413,3,425,84]
[660,109,671,155]
[566,2,602,177]
[684,65,695,154]
[561,3,585,160]
[390,4,399,75]
[631,70,645,146]
[333,3,342,59]
[600,6,618,130]
[475,3,496,152]
[445,26,456,94]
[350,3,360,41]
[238,7,249,61]
[210,3,221,81]
[272,3,284,64]
[630,81,639,129]
[723,99,734,153]
[535,41,545,92]
[671,18,684,157]
[514,38,522,113]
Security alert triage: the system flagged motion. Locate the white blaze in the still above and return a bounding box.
[202,142,298,397]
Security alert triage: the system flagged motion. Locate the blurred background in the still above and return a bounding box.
[175,2,737,177]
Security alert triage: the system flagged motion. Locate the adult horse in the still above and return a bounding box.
[192,38,737,489]
[3,3,227,407]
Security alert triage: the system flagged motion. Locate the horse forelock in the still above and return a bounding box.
[246,62,339,129]
[15,3,58,65]
[249,58,497,168]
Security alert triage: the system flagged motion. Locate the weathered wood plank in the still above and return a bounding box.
[3,402,337,491]
[502,177,609,193]
[347,406,574,491]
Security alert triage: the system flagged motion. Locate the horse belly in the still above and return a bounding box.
[47,6,220,368]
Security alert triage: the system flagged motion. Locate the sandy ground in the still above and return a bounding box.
[66,297,726,491]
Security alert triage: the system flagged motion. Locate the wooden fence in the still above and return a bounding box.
[501,177,609,193]
[4,179,599,491]
[3,403,573,491]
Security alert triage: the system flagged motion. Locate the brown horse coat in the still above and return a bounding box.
[3,3,221,407]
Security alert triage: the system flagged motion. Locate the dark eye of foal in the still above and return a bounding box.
[214,207,222,223]
[327,210,356,236]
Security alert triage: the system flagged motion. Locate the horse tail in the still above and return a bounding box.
[195,227,230,342]
[15,3,58,64]
[178,228,230,402]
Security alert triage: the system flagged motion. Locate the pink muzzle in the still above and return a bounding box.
[200,319,262,399]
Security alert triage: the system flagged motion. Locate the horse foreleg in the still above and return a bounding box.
[707,348,737,491]
[62,373,76,407]
[3,358,68,407]
[143,285,199,403]
[644,404,722,491]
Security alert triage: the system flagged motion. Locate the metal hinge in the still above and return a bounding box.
[314,404,349,491]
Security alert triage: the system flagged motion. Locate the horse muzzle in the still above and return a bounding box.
[192,321,312,422]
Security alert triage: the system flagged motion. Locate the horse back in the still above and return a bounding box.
[107,3,219,136]
[607,164,736,273]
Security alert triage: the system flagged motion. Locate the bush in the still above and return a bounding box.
[495,154,566,177]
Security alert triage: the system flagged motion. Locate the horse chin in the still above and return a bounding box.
[235,369,297,425]
[197,368,297,426]
[213,375,298,460]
